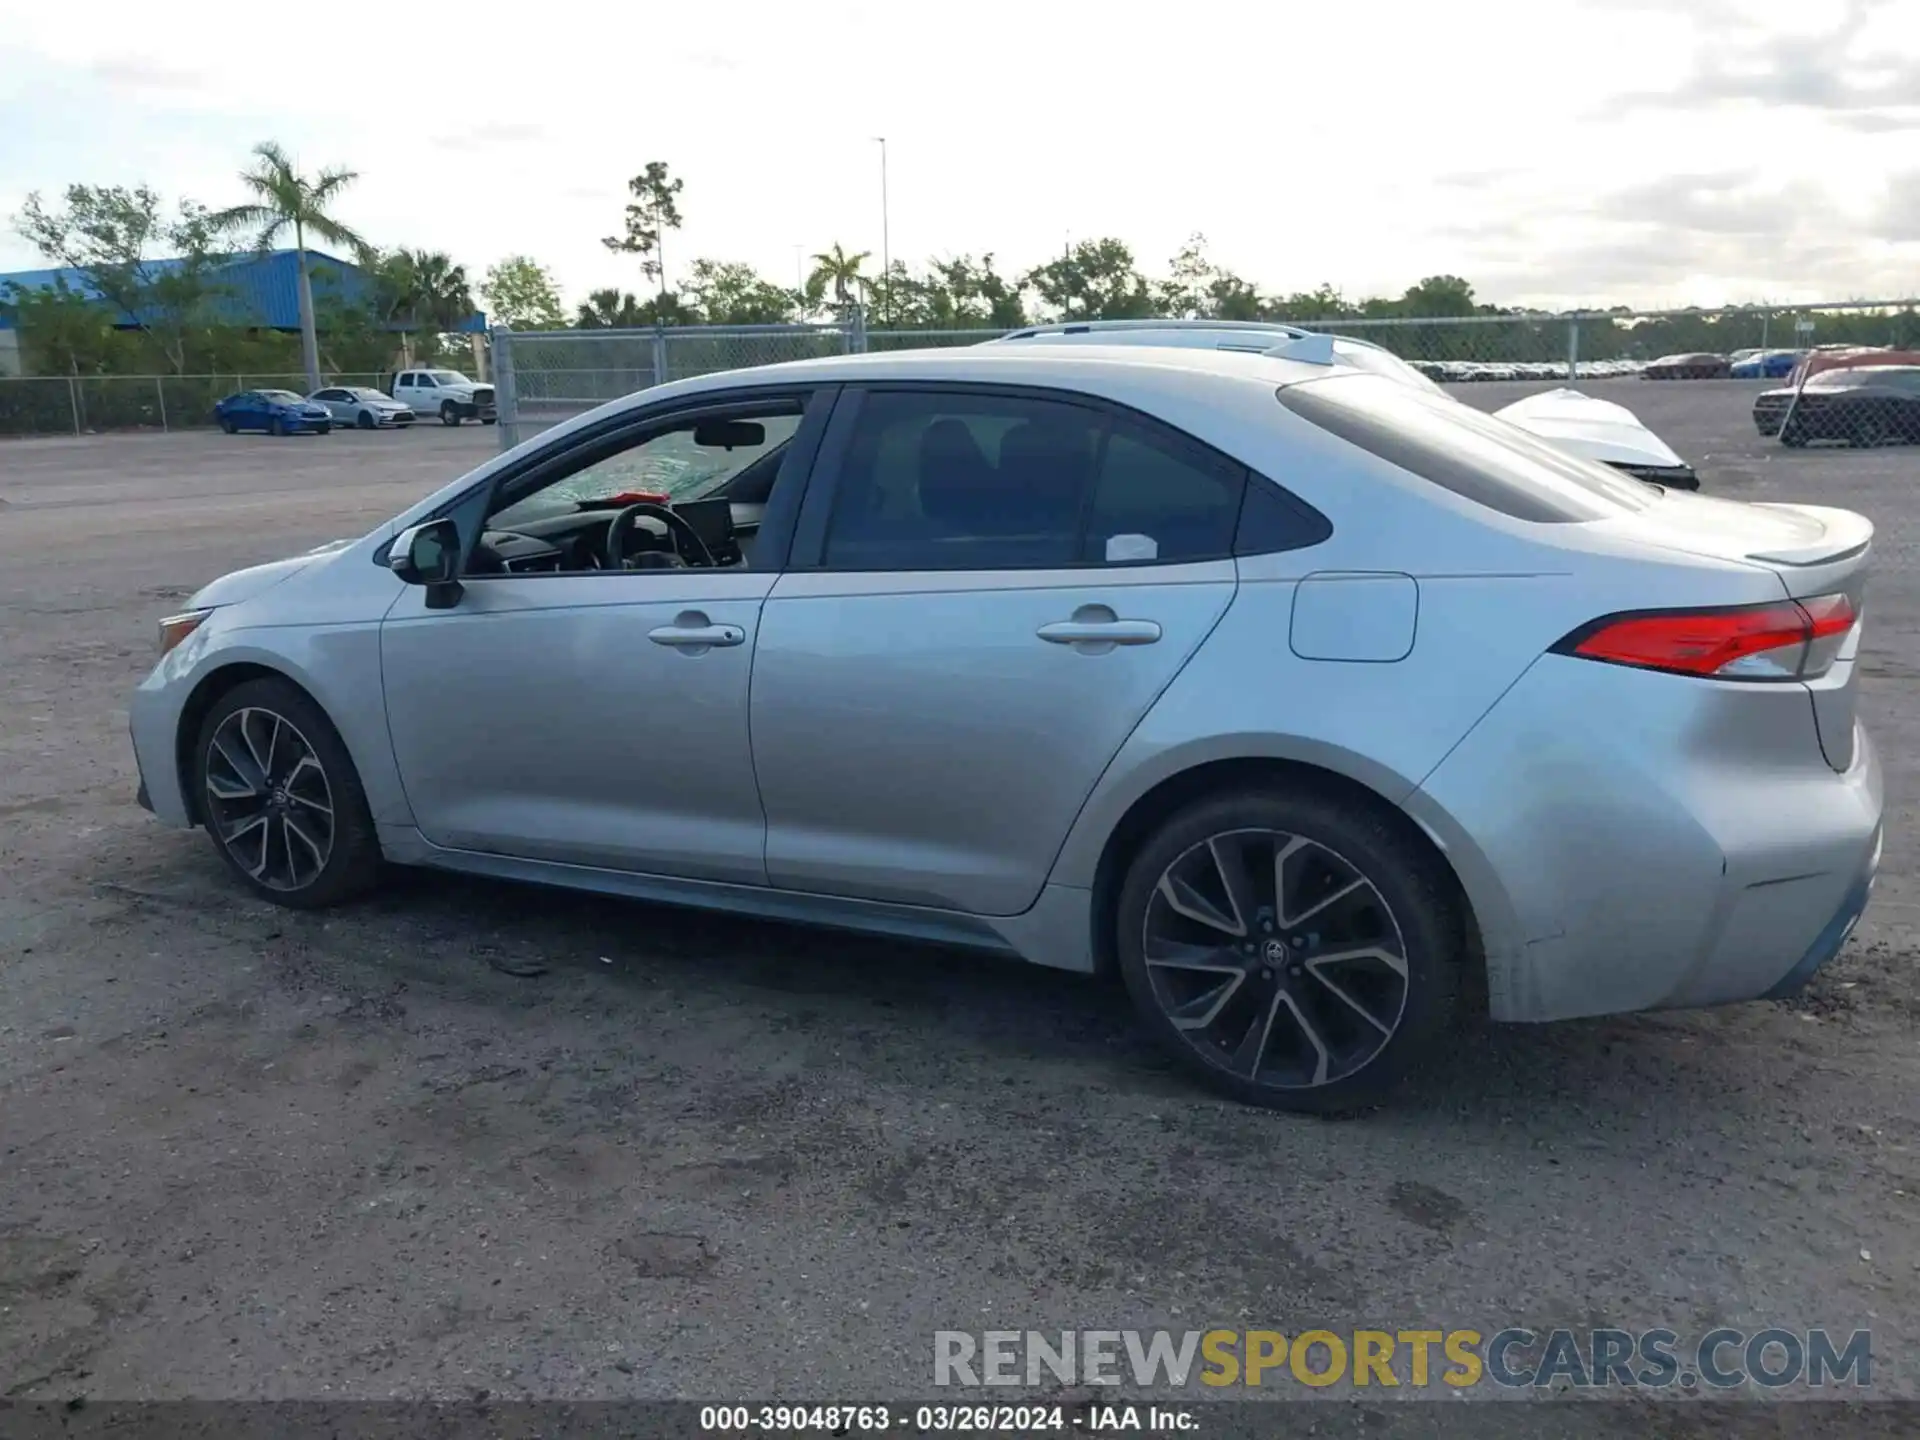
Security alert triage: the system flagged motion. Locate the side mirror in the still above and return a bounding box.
[389,518,464,608]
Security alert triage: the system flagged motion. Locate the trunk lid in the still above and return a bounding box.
[1597,491,1871,771]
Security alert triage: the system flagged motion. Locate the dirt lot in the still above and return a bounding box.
[1,382,1917,1418]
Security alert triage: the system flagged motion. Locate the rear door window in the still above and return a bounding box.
[813,386,1332,571]
[1276,374,1657,522]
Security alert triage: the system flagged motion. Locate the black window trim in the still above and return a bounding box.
[784,379,1330,574]
[372,382,840,573]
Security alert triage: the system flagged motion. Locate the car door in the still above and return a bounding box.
[378,387,830,884]
[749,384,1244,916]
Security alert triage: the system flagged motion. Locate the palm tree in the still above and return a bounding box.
[214,141,368,391]
[807,243,871,314]
[576,288,649,329]
[401,249,474,344]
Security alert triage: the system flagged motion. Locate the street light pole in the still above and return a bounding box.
[874,136,890,325]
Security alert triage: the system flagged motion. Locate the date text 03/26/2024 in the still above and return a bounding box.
[698,1405,1194,1432]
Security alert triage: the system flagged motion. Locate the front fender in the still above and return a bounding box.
[131,601,413,833]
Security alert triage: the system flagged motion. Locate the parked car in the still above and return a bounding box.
[130,343,1879,1112]
[990,321,1699,487]
[1784,347,1920,389]
[390,369,496,426]
[213,390,332,436]
[310,386,416,429]
[1754,365,1920,446]
[1730,349,1801,380]
[1492,388,1699,488]
[1642,352,1731,380]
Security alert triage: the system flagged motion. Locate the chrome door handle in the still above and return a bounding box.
[649,622,745,648]
[1037,619,1162,646]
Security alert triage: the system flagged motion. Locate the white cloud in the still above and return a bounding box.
[0,0,1916,310]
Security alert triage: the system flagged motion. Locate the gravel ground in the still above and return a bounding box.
[1,382,1917,1423]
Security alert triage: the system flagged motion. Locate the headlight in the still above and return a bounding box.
[157,609,213,655]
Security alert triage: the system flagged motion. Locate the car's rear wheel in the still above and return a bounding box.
[1114,788,1462,1113]
[357,409,376,430]
[271,415,288,437]
[219,415,237,434]
[440,402,460,426]
[194,678,381,909]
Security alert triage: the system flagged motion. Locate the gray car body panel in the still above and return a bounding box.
[128,345,1883,1024]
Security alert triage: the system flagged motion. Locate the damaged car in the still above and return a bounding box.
[991,321,1701,487]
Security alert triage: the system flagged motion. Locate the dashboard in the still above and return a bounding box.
[469,502,766,575]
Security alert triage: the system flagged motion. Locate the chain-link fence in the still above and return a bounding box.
[0,373,388,438]
[12,300,1918,454]
[491,300,1919,453]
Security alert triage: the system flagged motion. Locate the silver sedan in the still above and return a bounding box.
[130,343,1881,1111]
[308,386,415,429]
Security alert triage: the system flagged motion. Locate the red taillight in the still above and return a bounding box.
[1555,594,1857,680]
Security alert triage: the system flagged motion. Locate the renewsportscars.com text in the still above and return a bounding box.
[933,1327,1872,1390]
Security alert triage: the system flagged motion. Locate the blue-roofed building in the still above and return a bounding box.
[0,248,486,375]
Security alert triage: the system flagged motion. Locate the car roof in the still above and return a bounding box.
[670,341,1349,392]
[529,343,1357,451]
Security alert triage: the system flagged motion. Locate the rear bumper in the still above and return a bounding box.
[1763,831,1881,998]
[1411,654,1884,1023]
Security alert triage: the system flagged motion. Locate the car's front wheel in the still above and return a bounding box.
[1114,787,1463,1113]
[440,402,460,426]
[357,409,376,430]
[194,677,381,909]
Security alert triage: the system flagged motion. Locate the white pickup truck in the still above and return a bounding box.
[389,368,497,426]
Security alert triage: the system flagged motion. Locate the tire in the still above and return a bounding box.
[193,677,381,909]
[1853,414,1889,449]
[1113,787,1463,1114]
[482,416,497,425]
[271,415,288,437]
[440,402,460,427]
[317,422,331,436]
[1780,420,1808,447]
[219,415,237,435]
[357,409,376,430]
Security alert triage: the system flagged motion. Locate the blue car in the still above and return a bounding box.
[1730,349,1800,379]
[214,389,333,436]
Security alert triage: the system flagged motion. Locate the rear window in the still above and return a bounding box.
[1275,374,1658,523]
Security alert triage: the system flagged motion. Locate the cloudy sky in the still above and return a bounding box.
[0,0,1915,312]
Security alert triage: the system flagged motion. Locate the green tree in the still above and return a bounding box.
[576,287,648,328]
[1158,234,1264,321]
[807,242,871,312]
[481,254,566,330]
[366,248,474,361]
[683,258,796,325]
[213,141,369,391]
[13,184,228,373]
[1024,238,1153,321]
[603,162,685,311]
[0,277,120,374]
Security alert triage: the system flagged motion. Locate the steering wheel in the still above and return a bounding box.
[604,501,716,570]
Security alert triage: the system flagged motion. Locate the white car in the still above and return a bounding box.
[390,369,497,427]
[990,323,1698,487]
[309,386,416,430]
